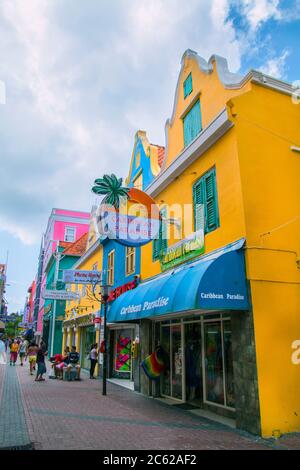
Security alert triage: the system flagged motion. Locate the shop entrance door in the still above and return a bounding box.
[161,323,183,400]
[185,322,202,405]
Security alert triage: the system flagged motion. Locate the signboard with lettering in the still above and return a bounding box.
[42,290,80,301]
[62,270,102,285]
[160,230,205,272]
[107,279,138,303]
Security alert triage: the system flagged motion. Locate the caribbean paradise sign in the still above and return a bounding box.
[160,230,205,272]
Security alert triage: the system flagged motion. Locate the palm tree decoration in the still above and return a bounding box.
[92,174,130,209]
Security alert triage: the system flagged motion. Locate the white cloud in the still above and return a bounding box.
[259,49,290,78]
[241,0,281,31]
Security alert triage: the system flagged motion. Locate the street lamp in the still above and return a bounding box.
[100,283,109,396]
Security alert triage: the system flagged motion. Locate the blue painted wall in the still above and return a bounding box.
[127,136,155,191]
[101,238,141,297]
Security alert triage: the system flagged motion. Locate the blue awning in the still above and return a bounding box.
[107,238,249,323]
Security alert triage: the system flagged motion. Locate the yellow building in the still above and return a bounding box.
[107,50,300,437]
[63,206,103,374]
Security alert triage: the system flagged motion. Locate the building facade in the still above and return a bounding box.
[105,50,300,438]
[34,208,90,340]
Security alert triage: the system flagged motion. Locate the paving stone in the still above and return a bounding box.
[0,364,32,449]
[1,362,300,450]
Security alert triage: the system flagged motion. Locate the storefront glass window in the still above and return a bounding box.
[223,321,235,408]
[114,329,131,373]
[185,323,202,403]
[204,323,224,405]
[171,325,183,399]
[81,326,96,370]
[161,326,171,396]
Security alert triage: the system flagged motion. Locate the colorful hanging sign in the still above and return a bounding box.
[160,230,205,272]
[92,175,160,247]
[141,346,167,380]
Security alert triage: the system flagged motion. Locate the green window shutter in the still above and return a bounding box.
[152,208,168,261]
[152,238,160,261]
[183,73,193,99]
[160,207,168,253]
[183,100,202,147]
[205,171,218,231]
[193,168,219,234]
[193,180,204,231]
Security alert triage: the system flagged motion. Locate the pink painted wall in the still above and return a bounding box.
[36,208,90,334]
[54,209,90,219]
[53,221,89,242]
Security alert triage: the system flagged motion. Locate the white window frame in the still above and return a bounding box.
[64,226,76,242]
[107,250,115,286]
[125,246,135,276]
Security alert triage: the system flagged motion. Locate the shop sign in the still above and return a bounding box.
[108,279,138,303]
[62,270,102,285]
[92,174,160,248]
[160,230,205,272]
[42,289,80,301]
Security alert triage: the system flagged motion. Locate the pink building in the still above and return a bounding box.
[36,208,90,336]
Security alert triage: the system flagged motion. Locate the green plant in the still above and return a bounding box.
[92,174,130,209]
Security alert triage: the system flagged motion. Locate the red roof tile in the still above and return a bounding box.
[150,144,165,168]
[62,233,88,257]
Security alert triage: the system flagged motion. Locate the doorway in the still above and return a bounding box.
[185,322,202,404]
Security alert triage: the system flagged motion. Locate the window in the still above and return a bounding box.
[183,73,193,99]
[133,173,143,190]
[126,246,135,276]
[183,99,202,147]
[135,151,141,168]
[193,167,219,234]
[152,208,168,261]
[107,250,115,286]
[64,226,76,242]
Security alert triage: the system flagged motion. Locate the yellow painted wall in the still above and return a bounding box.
[165,54,251,168]
[232,85,300,437]
[142,49,300,437]
[141,127,247,279]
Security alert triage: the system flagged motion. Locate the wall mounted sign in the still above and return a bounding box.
[108,279,138,303]
[42,289,80,301]
[160,230,205,272]
[62,269,102,285]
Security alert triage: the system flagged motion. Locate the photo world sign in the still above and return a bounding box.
[62,269,102,285]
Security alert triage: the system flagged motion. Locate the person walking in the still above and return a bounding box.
[89,343,98,379]
[10,339,19,366]
[27,342,38,375]
[18,340,27,366]
[0,337,6,364]
[35,343,48,382]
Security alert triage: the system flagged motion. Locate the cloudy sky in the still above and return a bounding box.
[0,0,299,314]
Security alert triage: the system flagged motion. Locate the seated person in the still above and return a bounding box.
[65,346,81,380]
[51,353,63,378]
[55,348,70,379]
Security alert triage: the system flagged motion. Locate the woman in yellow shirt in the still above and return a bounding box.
[10,339,19,366]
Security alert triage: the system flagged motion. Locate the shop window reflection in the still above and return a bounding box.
[204,323,224,405]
